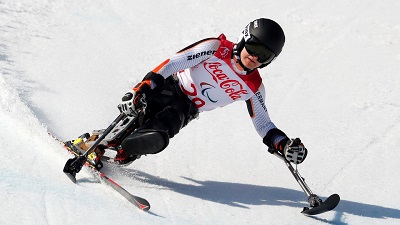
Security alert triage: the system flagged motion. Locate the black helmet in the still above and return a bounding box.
[234,18,285,68]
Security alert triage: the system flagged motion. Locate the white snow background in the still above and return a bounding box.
[1,0,399,224]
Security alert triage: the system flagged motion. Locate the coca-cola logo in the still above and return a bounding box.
[204,62,248,100]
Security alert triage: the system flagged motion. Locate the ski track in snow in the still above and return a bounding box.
[1,0,400,224]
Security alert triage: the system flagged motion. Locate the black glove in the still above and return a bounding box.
[118,72,164,116]
[283,138,308,164]
[118,90,138,116]
[118,78,151,116]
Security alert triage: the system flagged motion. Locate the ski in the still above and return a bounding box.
[301,194,340,215]
[56,136,150,211]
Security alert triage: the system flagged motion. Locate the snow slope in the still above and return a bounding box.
[1,0,400,224]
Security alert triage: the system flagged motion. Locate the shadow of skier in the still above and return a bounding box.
[121,169,400,222]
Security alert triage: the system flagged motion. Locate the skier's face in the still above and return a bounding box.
[240,47,262,70]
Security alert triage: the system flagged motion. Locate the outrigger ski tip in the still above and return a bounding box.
[63,158,78,183]
[302,194,340,215]
[64,171,77,183]
[63,155,86,183]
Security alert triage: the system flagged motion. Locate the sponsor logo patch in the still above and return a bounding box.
[204,62,249,100]
[187,50,217,61]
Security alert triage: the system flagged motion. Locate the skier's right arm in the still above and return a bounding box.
[119,38,221,116]
[137,37,222,93]
[151,37,221,78]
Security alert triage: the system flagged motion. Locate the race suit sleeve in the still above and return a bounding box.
[246,84,289,150]
[151,38,221,78]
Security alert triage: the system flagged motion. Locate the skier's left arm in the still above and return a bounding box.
[246,84,308,164]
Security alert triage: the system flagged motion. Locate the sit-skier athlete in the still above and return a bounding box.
[109,18,307,165]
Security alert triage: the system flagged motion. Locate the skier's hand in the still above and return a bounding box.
[118,76,153,116]
[283,138,308,164]
[118,72,164,116]
[118,90,137,116]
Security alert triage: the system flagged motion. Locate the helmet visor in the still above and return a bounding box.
[244,36,276,64]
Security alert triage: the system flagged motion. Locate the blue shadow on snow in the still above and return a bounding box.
[122,169,400,222]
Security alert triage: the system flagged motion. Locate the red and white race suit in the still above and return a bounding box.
[151,34,285,145]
